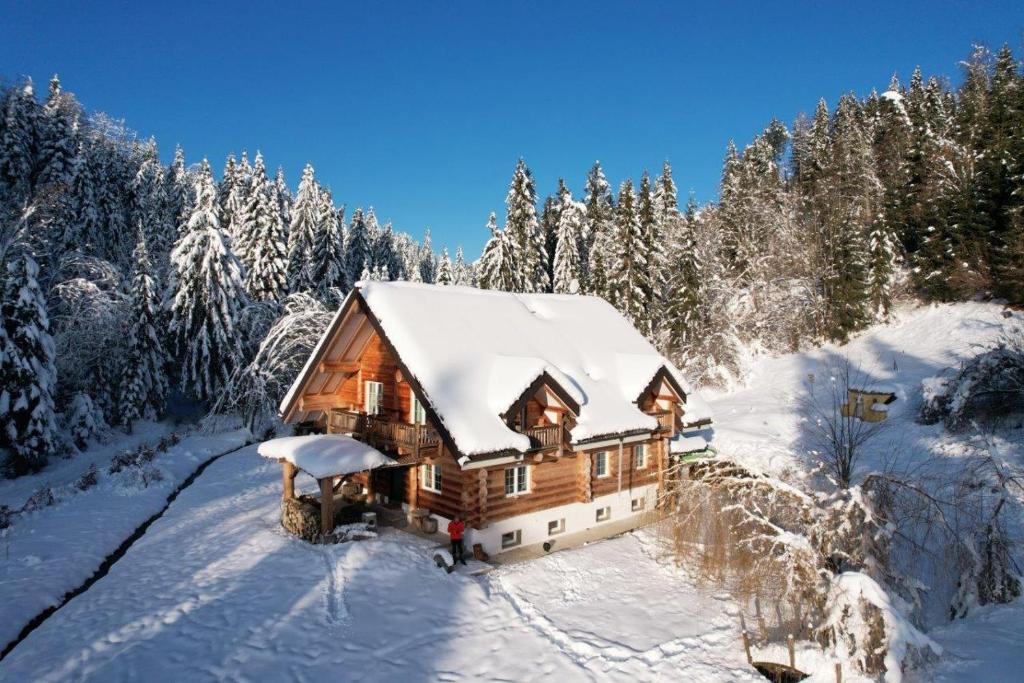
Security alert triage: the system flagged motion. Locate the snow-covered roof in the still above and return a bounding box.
[354,282,711,457]
[258,434,393,479]
[669,428,713,454]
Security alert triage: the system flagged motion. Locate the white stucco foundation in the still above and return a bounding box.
[428,483,660,557]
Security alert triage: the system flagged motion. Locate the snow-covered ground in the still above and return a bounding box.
[1,301,1020,681]
[0,446,761,682]
[0,422,250,652]
[704,301,1024,680]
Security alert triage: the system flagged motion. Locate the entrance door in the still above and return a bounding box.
[387,466,409,506]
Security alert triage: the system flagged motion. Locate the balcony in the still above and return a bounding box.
[523,423,567,452]
[650,410,676,434]
[328,408,440,457]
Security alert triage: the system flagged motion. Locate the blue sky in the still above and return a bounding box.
[2,1,1022,255]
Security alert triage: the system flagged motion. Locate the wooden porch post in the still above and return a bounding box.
[365,470,375,504]
[656,438,666,508]
[410,464,419,510]
[319,477,335,534]
[282,461,296,501]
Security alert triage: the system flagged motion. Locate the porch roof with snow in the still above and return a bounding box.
[279,282,712,461]
[258,434,394,479]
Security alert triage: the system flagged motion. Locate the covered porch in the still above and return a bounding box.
[259,434,416,540]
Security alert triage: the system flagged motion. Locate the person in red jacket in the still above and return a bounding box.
[447,513,467,565]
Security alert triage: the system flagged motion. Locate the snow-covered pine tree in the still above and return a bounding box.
[582,161,614,293]
[234,151,272,272]
[169,160,248,402]
[345,207,371,289]
[637,170,662,327]
[63,142,102,253]
[822,95,874,339]
[540,186,563,291]
[166,145,192,234]
[219,154,239,232]
[552,187,585,294]
[865,213,897,316]
[365,207,381,268]
[372,221,399,281]
[243,173,289,302]
[417,229,437,284]
[503,159,546,292]
[0,254,57,475]
[308,190,345,301]
[131,140,175,277]
[0,79,39,209]
[452,246,473,286]
[118,232,169,430]
[286,164,320,292]
[980,45,1024,303]
[36,75,80,192]
[609,179,651,333]
[662,194,706,359]
[436,247,453,285]
[478,212,518,291]
[274,166,292,233]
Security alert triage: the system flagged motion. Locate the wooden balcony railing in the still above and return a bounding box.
[650,410,675,434]
[328,408,440,456]
[523,423,564,450]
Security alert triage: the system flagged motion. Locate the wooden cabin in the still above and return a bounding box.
[279,282,713,556]
[840,389,897,423]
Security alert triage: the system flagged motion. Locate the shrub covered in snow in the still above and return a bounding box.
[65,391,108,449]
[822,571,940,681]
[919,329,1024,430]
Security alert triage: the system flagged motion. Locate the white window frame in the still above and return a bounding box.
[504,465,529,496]
[634,444,646,469]
[411,395,427,425]
[365,380,384,415]
[421,463,441,493]
[594,451,609,478]
[548,518,565,536]
[631,497,646,512]
[596,506,611,522]
[501,529,522,549]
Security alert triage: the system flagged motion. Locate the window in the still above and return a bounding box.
[594,451,609,477]
[421,463,441,493]
[548,518,565,536]
[504,465,529,496]
[365,381,384,415]
[596,506,611,522]
[634,444,646,469]
[411,396,427,425]
[501,530,522,549]
[631,497,646,512]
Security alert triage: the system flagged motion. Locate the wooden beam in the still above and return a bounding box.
[477,469,488,528]
[299,395,338,412]
[319,477,335,535]
[318,360,359,374]
[282,461,296,501]
[365,470,375,504]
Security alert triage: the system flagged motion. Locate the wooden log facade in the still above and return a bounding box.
[281,289,696,555]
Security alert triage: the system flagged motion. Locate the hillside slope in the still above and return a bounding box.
[704,301,1024,680]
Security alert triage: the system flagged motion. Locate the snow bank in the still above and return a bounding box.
[257,434,393,479]
[357,282,711,456]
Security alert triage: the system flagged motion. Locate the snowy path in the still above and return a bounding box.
[0,426,250,653]
[0,447,760,682]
